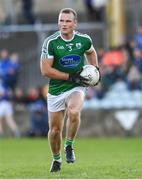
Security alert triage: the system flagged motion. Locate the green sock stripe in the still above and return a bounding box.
[65,139,74,146]
[53,154,61,160]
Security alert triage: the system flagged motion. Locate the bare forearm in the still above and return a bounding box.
[86,49,99,67]
[88,57,98,67]
[41,66,69,80]
[89,51,98,66]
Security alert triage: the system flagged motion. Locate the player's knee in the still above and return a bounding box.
[68,107,80,119]
[50,127,61,137]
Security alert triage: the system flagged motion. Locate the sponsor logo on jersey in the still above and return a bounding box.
[59,55,81,68]
[57,45,65,49]
[76,43,82,49]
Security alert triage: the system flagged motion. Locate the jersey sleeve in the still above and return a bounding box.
[85,35,94,53]
[40,38,54,60]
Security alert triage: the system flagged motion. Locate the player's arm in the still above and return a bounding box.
[40,38,69,80]
[85,45,99,67]
[40,58,89,86]
[40,58,69,80]
[85,45,101,84]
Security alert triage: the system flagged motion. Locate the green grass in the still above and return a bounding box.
[0,137,142,179]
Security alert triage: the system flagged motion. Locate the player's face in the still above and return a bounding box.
[58,12,77,38]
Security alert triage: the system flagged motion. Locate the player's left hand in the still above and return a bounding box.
[68,68,90,87]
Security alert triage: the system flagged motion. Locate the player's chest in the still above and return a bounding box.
[54,41,85,56]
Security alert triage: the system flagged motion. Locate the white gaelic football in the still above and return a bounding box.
[80,65,100,86]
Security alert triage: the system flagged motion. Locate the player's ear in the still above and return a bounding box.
[74,19,77,28]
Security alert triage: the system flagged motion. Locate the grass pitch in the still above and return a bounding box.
[0,137,142,179]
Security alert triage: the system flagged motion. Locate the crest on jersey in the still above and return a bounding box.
[76,43,81,49]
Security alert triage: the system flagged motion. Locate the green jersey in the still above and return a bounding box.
[41,31,93,95]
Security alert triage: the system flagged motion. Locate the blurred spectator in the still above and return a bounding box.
[133,25,142,50]
[94,83,105,99]
[13,87,28,113]
[101,63,126,92]
[9,53,21,90]
[26,87,48,137]
[127,64,141,91]
[0,85,20,137]
[13,87,26,104]
[21,0,36,24]
[124,41,135,62]
[0,49,11,87]
[86,87,95,100]
[120,43,133,74]
[101,65,117,91]
[86,84,105,100]
[133,48,142,73]
[0,50,20,91]
[40,84,48,99]
[97,48,106,63]
[0,5,7,25]
[84,0,106,22]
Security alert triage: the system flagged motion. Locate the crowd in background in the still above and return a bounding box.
[0,49,20,137]
[0,49,48,137]
[13,85,48,137]
[0,0,106,26]
[86,25,142,100]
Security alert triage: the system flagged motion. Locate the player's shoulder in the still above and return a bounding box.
[44,31,60,44]
[75,31,92,41]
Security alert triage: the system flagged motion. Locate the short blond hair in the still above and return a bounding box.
[59,8,77,20]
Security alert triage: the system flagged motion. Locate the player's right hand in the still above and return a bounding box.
[68,68,89,87]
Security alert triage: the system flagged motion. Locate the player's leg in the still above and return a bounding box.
[48,110,65,172]
[5,114,20,137]
[0,117,4,136]
[65,91,85,163]
[0,102,4,136]
[4,101,20,137]
[66,91,84,139]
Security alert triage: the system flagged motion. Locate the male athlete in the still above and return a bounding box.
[40,8,99,172]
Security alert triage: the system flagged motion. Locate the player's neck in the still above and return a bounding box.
[60,32,75,41]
